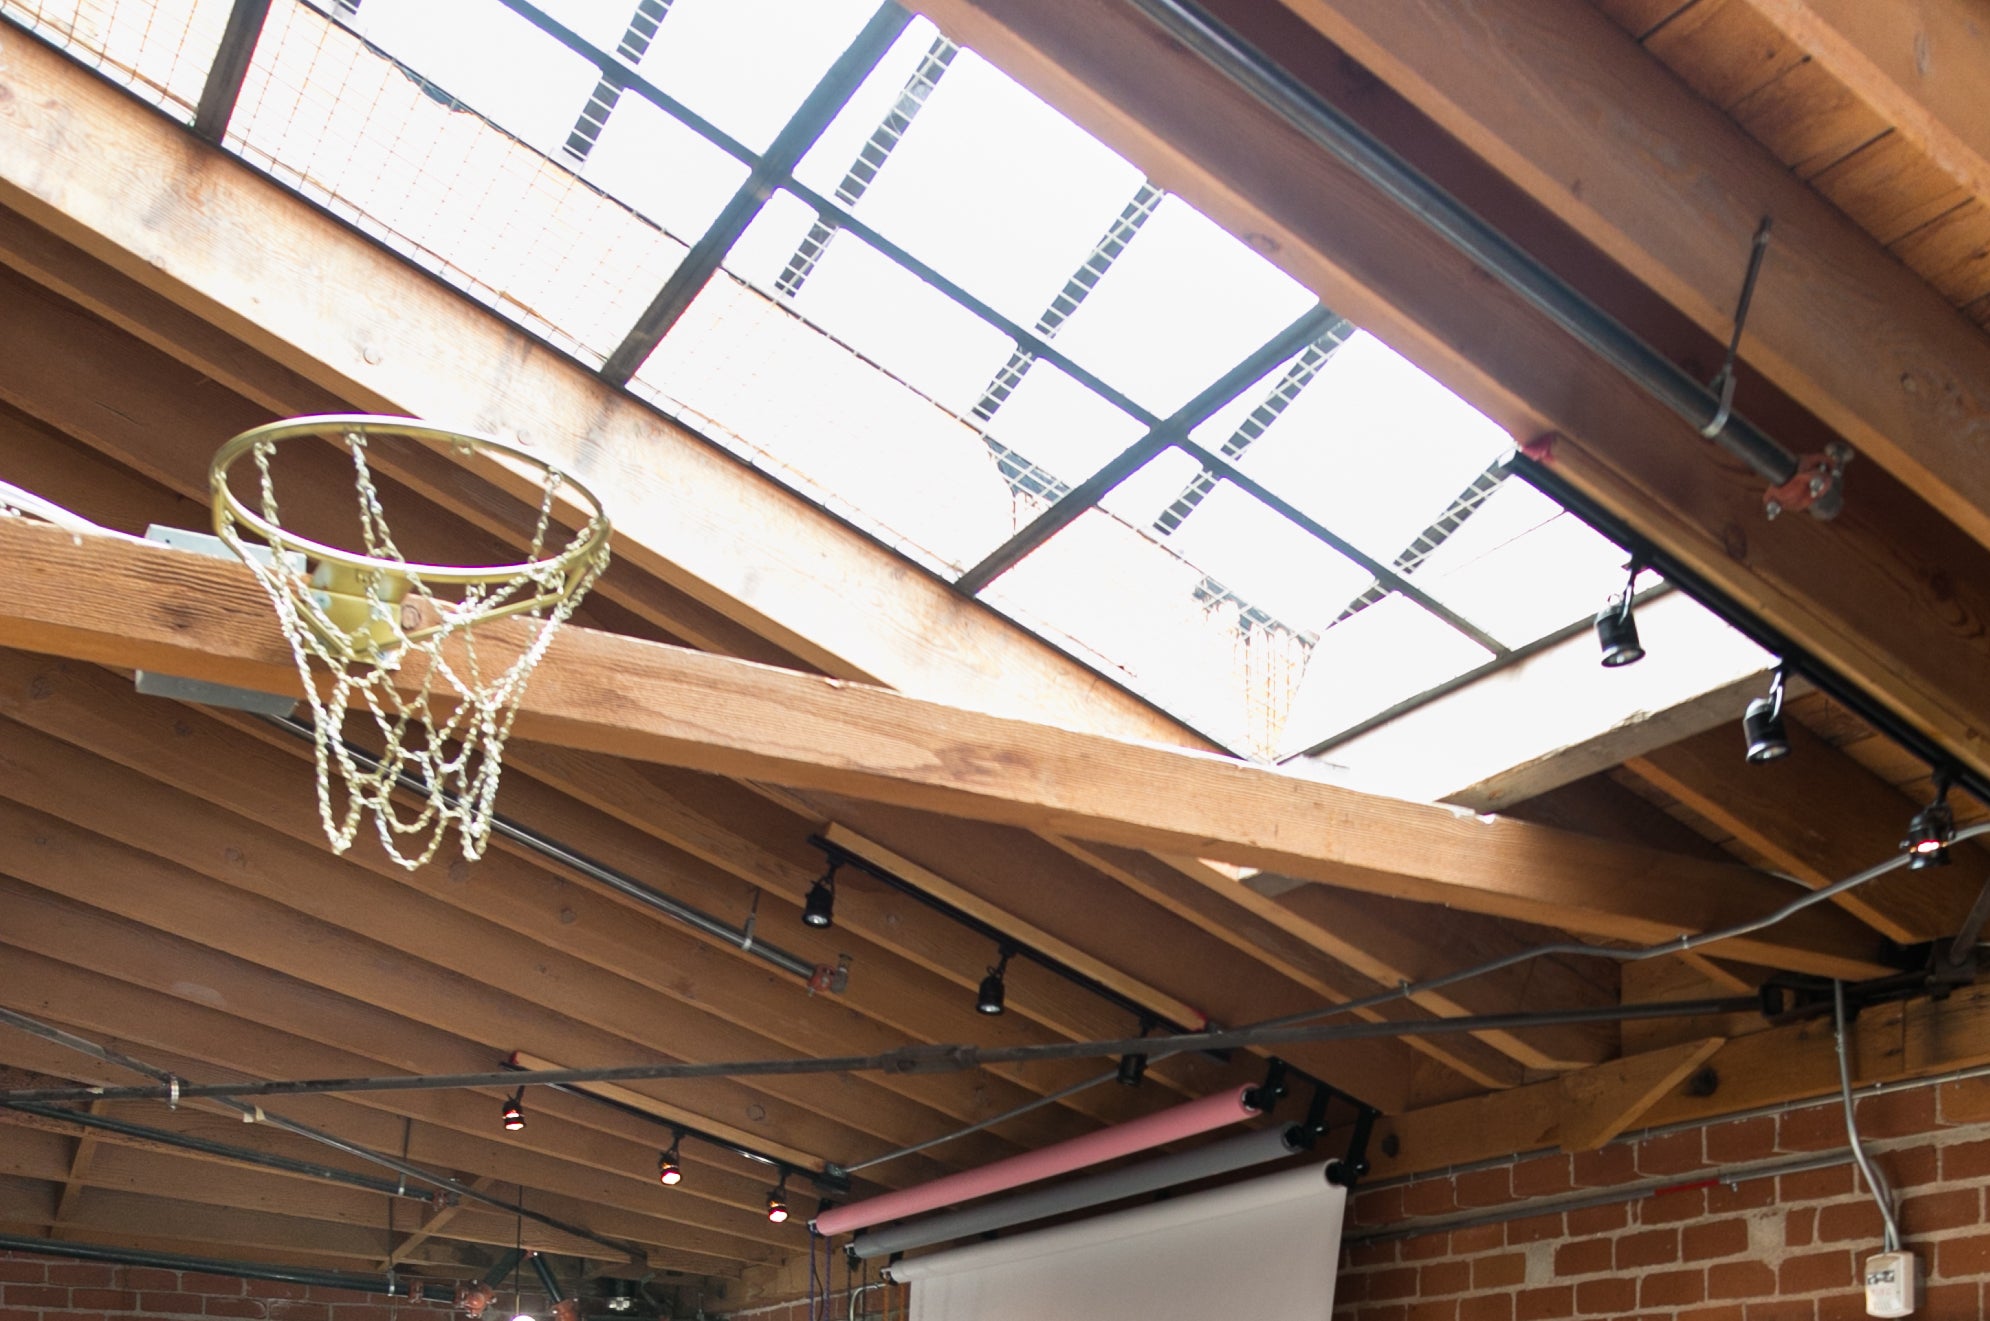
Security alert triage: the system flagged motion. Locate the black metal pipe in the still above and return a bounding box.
[0,1101,436,1203]
[1123,0,1802,488]
[0,998,1760,1105]
[0,1233,458,1299]
[261,714,822,982]
[531,1251,565,1303]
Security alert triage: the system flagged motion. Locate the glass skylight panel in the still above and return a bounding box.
[1048,197,1317,417]
[1274,594,1496,760]
[1202,331,1513,563]
[1411,480,1637,648]
[231,0,689,365]
[1,0,233,120]
[630,0,879,154]
[580,90,752,241]
[794,34,1148,329]
[327,0,602,156]
[985,462,1383,756]
[631,271,1030,575]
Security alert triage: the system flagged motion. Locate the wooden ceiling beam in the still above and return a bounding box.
[1270,0,1990,547]
[0,521,1893,979]
[0,950,793,1263]
[1626,719,1986,942]
[0,37,1200,748]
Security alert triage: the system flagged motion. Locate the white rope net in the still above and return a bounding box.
[215,424,611,869]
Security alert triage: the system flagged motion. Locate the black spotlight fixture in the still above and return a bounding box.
[500,1088,526,1132]
[765,1173,791,1224]
[1116,1052,1148,1087]
[658,1132,683,1186]
[976,945,1014,1016]
[1903,774,1957,870]
[1595,561,1646,668]
[802,861,838,929]
[1742,667,1790,764]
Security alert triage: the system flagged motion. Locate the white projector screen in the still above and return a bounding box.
[890,1162,1346,1321]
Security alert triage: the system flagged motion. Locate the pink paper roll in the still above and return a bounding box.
[813,1086,1258,1237]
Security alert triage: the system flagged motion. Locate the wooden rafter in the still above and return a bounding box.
[0,519,1894,978]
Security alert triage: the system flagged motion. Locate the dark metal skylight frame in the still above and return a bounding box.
[2,0,1664,759]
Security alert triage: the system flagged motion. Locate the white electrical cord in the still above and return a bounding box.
[1834,977,1902,1253]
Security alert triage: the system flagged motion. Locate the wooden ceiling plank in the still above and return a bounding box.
[0,768,965,1185]
[0,523,1893,979]
[1553,1036,1724,1150]
[0,951,796,1263]
[0,658,1097,1162]
[1639,0,1808,110]
[1266,0,1990,552]
[381,1175,498,1271]
[1051,840,1603,1076]
[812,809,1455,1102]
[1738,0,1990,205]
[0,38,1205,750]
[1627,720,1983,942]
[1810,133,1973,247]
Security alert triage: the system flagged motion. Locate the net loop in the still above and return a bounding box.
[212,415,612,869]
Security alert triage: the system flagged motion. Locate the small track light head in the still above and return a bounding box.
[1594,598,1643,667]
[1903,801,1955,869]
[1116,1052,1147,1087]
[500,1089,526,1131]
[976,947,1012,1016]
[766,1177,790,1224]
[658,1149,682,1186]
[1743,670,1790,764]
[802,863,837,929]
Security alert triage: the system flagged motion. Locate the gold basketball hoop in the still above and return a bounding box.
[211,414,612,869]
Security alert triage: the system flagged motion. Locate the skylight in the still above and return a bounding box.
[0,0,1756,770]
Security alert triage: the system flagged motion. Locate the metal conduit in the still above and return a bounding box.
[261,714,821,983]
[850,1123,1311,1259]
[1125,0,1803,489]
[0,1233,460,1300]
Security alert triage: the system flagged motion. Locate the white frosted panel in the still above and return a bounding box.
[897,1163,1345,1321]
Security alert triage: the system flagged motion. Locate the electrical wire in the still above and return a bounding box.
[841,1069,1119,1174]
[1835,978,1902,1253]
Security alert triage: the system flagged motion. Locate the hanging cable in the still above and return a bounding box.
[1835,979,1902,1253]
[841,1068,1119,1174]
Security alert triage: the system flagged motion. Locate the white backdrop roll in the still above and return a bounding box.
[890,1162,1346,1321]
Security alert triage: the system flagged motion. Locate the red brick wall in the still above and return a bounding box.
[1334,1077,1990,1321]
[0,1256,454,1321]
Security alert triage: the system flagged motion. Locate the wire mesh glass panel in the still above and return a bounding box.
[229,0,689,365]
[630,268,1038,576]
[1274,593,1495,760]
[580,87,752,240]
[793,30,1148,329]
[0,0,234,121]
[630,0,879,153]
[1193,331,1513,563]
[1410,479,1637,649]
[984,457,1386,757]
[1046,196,1316,417]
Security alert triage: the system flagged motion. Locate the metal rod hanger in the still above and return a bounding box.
[0,997,1757,1106]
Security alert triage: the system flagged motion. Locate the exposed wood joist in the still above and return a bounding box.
[0,37,1198,747]
[910,0,1990,785]
[0,520,1897,979]
[46,1099,104,1239]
